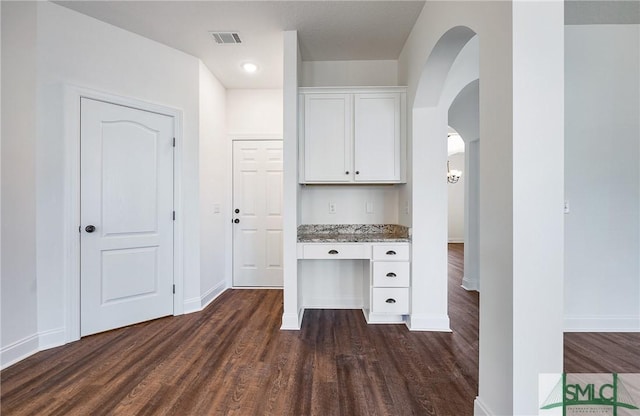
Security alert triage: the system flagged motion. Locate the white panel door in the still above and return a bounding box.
[80,98,174,336]
[233,141,283,287]
[354,93,401,182]
[302,93,352,182]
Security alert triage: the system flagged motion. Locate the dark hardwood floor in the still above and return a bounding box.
[1,244,638,415]
[564,332,640,373]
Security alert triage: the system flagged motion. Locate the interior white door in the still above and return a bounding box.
[80,98,174,336]
[233,141,283,287]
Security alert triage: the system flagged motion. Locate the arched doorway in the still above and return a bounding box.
[409,26,478,332]
[448,79,480,291]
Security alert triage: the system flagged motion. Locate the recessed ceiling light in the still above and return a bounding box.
[242,62,258,73]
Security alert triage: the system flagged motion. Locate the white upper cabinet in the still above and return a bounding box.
[354,93,401,182]
[299,87,406,184]
[302,93,352,182]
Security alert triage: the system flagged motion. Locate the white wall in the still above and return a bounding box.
[301,60,398,87]
[511,4,564,413]
[281,31,301,330]
[226,89,283,136]
[447,152,465,242]
[565,24,640,331]
[35,2,202,345]
[399,2,564,414]
[1,1,40,368]
[199,62,228,309]
[300,186,399,224]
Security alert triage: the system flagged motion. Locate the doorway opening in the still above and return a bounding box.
[410,26,479,333]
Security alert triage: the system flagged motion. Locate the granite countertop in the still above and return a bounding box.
[297,224,411,243]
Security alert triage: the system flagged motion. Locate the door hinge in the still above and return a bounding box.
[172,137,176,147]
[172,284,176,294]
[173,211,176,221]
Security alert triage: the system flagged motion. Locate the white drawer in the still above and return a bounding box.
[372,262,410,287]
[371,288,409,314]
[372,244,410,261]
[301,243,368,259]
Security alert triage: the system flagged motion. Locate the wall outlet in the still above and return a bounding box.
[365,202,374,214]
[404,200,410,215]
[329,202,336,214]
[213,203,221,214]
[564,200,570,214]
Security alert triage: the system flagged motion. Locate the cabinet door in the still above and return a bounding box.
[302,94,352,182]
[353,93,401,182]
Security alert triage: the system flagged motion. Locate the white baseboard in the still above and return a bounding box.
[231,286,283,289]
[474,397,493,416]
[183,296,202,314]
[364,311,405,324]
[461,275,479,291]
[38,327,66,351]
[184,281,229,314]
[448,238,464,243]
[407,313,452,332]
[564,315,640,332]
[201,281,227,310]
[303,297,363,309]
[1,333,39,370]
[281,310,303,330]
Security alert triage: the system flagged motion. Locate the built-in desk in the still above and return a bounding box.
[297,225,411,324]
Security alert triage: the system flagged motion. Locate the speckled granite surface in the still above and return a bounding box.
[298,224,410,243]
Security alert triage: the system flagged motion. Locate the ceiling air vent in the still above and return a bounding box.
[210,32,242,45]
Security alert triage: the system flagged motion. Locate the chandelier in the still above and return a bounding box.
[447,160,462,184]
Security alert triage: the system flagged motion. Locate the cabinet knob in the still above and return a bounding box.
[345,171,349,175]
[328,249,339,255]
[386,272,397,278]
[85,225,96,233]
[386,250,396,255]
[355,171,360,175]
[233,219,240,224]
[385,298,397,304]
[234,208,240,214]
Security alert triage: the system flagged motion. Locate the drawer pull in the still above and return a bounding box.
[328,249,339,255]
[386,250,397,255]
[386,272,397,278]
[385,298,397,304]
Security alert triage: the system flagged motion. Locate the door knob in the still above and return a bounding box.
[234,219,240,224]
[85,225,96,233]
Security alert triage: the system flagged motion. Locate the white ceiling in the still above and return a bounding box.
[55,1,426,89]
